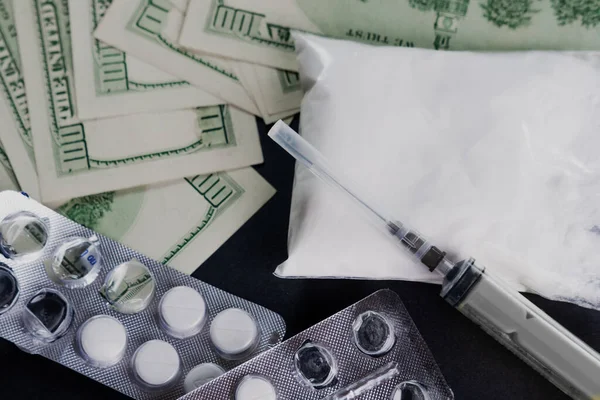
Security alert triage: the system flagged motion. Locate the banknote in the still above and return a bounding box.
[94,0,260,115]
[70,0,221,120]
[179,0,600,71]
[13,0,262,203]
[58,168,275,275]
[233,62,300,123]
[168,0,190,13]
[0,143,20,192]
[0,0,40,198]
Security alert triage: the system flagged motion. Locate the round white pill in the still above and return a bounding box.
[159,286,207,339]
[77,315,127,368]
[210,308,259,359]
[132,340,181,388]
[183,363,225,393]
[235,375,277,400]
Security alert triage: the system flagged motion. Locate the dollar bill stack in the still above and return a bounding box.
[0,0,599,275]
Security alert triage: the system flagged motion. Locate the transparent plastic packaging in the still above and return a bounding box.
[181,290,453,400]
[294,341,339,389]
[184,363,226,393]
[0,263,19,315]
[99,259,156,314]
[22,288,74,343]
[0,211,48,260]
[352,311,396,357]
[46,236,102,288]
[0,191,286,400]
[391,381,431,400]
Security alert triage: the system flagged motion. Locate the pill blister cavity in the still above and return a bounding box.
[46,237,102,289]
[0,211,48,260]
[99,260,155,314]
[23,288,74,343]
[391,381,431,400]
[210,308,259,360]
[131,340,181,389]
[294,340,338,389]
[353,311,396,356]
[0,263,19,315]
[159,286,207,339]
[76,315,127,368]
[235,375,278,400]
[184,363,225,393]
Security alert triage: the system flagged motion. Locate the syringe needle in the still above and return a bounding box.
[268,120,600,399]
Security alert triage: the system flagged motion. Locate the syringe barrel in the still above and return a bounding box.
[442,259,600,400]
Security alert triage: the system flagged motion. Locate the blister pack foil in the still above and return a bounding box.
[0,191,286,399]
[181,289,453,400]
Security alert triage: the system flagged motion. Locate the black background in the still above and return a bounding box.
[1,118,599,399]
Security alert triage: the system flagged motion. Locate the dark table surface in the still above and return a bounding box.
[1,118,599,400]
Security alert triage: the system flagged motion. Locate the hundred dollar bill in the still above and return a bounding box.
[0,0,39,198]
[168,0,190,13]
[13,0,262,203]
[94,0,260,115]
[234,62,300,124]
[0,143,20,192]
[70,0,221,120]
[59,168,275,275]
[179,0,600,71]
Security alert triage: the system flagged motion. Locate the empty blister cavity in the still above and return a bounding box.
[46,236,102,289]
[391,381,431,400]
[159,286,207,339]
[235,375,278,400]
[0,191,287,400]
[23,288,74,343]
[294,340,339,389]
[0,263,19,315]
[210,308,259,360]
[99,260,155,314]
[76,315,127,368]
[0,211,48,260]
[353,311,396,356]
[184,363,225,393]
[131,339,181,389]
[179,290,453,400]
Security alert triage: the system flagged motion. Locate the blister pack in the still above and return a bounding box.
[181,289,453,400]
[0,191,286,399]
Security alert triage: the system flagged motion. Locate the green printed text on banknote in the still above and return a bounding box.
[179,0,600,71]
[0,0,39,196]
[92,0,188,94]
[15,0,262,202]
[59,168,275,274]
[70,0,220,120]
[95,0,260,114]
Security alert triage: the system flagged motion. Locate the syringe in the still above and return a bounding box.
[268,120,600,400]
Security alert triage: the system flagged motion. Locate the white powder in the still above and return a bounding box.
[280,33,600,310]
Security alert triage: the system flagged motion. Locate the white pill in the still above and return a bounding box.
[235,375,278,400]
[159,286,207,339]
[210,308,259,359]
[132,340,181,388]
[77,315,127,368]
[184,363,225,393]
